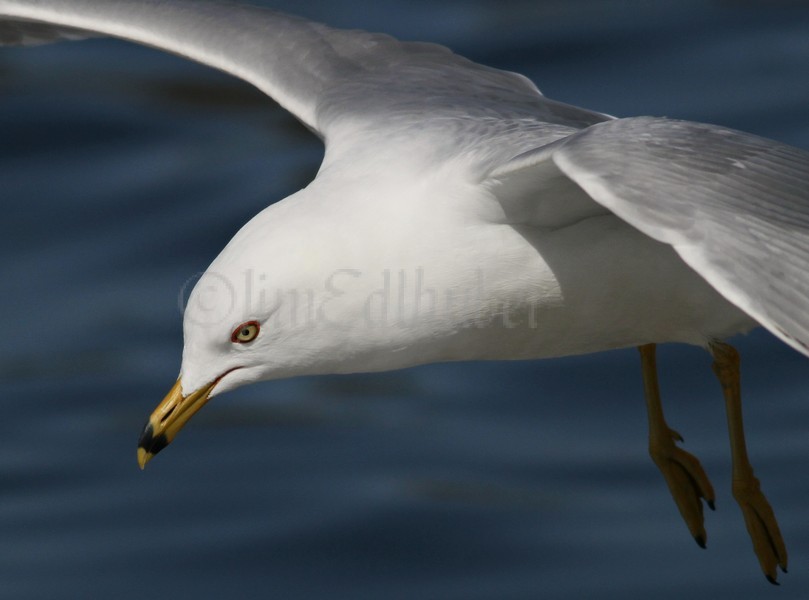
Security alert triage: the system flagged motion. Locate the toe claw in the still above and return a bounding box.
[733,477,788,583]
[649,434,715,549]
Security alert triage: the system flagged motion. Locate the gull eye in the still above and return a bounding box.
[231,320,260,344]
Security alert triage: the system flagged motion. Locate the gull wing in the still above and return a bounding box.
[487,116,809,355]
[0,0,607,138]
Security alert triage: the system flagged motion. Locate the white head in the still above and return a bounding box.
[136,189,386,467]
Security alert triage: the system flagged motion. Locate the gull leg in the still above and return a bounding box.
[710,341,787,584]
[639,344,716,548]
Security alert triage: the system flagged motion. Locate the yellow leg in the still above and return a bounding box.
[710,341,788,584]
[639,344,716,548]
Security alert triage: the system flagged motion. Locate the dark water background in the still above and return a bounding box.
[2,1,809,598]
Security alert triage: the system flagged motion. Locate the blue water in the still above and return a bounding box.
[2,1,809,598]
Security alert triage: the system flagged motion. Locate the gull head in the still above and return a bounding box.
[136,194,371,468]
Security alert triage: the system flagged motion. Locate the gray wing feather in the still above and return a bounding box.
[0,0,360,131]
[0,0,609,137]
[493,116,809,355]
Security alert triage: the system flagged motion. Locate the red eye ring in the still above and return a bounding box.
[231,320,260,343]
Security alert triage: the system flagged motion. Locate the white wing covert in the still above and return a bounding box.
[488,116,809,355]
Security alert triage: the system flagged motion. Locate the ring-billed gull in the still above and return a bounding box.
[2,0,807,584]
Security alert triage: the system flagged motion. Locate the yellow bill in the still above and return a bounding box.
[137,377,218,469]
